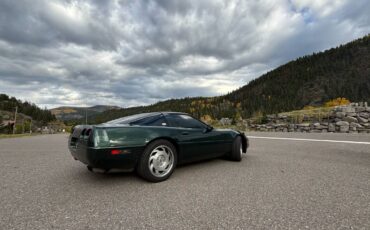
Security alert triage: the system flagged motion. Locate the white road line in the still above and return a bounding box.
[248,136,370,145]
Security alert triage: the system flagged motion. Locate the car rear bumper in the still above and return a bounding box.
[69,146,145,170]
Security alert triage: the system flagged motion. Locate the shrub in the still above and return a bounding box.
[303,105,315,110]
[324,97,350,107]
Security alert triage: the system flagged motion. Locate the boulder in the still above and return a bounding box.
[358,117,368,123]
[328,123,336,132]
[328,111,336,118]
[278,115,288,119]
[344,107,355,113]
[359,112,369,119]
[309,129,321,133]
[336,121,349,126]
[336,112,346,118]
[346,112,357,117]
[343,116,358,123]
[339,125,349,133]
[355,107,366,112]
[350,122,362,128]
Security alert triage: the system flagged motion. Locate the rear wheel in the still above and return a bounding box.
[230,136,243,161]
[137,139,177,182]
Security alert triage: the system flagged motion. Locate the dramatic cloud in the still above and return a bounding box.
[0,0,369,108]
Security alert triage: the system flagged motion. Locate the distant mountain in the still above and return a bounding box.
[51,105,120,121]
[90,34,370,123]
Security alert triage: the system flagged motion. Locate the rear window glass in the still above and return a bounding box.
[166,114,206,129]
[105,113,160,125]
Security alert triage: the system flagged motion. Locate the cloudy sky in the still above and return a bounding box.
[0,0,369,109]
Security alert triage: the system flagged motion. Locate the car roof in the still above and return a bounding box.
[126,111,189,117]
[120,111,189,116]
[160,111,189,116]
[102,111,190,125]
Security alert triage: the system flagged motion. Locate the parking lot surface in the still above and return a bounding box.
[0,133,369,229]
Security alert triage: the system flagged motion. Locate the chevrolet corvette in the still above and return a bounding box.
[68,112,249,182]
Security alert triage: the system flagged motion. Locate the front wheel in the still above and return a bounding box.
[230,136,243,161]
[137,139,177,182]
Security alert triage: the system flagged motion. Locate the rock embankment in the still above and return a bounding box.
[249,102,370,133]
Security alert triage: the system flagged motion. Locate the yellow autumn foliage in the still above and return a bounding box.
[324,97,350,107]
[200,114,213,123]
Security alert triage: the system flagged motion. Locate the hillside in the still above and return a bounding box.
[51,105,120,121]
[225,35,370,117]
[0,94,55,123]
[91,35,370,123]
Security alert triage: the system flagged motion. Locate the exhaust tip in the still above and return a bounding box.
[87,166,110,173]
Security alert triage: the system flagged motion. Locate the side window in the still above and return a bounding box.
[131,115,167,127]
[145,117,167,126]
[166,114,206,129]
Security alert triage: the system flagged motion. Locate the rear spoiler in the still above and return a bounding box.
[70,125,127,148]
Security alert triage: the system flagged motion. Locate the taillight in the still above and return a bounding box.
[111,149,122,155]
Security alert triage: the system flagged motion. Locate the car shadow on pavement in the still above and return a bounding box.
[73,156,251,185]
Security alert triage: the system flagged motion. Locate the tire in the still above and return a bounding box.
[137,139,177,182]
[230,136,243,161]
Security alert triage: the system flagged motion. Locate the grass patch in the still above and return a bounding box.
[249,105,336,124]
[279,106,333,117]
[279,106,334,123]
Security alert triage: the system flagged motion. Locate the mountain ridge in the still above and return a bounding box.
[50,105,120,121]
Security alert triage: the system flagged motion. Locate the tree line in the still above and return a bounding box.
[0,94,55,123]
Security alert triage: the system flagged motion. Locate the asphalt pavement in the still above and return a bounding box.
[0,132,369,229]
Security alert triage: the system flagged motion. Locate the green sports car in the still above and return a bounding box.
[68,112,249,182]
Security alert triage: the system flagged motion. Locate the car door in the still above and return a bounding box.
[165,114,228,163]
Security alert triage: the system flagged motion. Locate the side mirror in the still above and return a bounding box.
[203,125,213,133]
